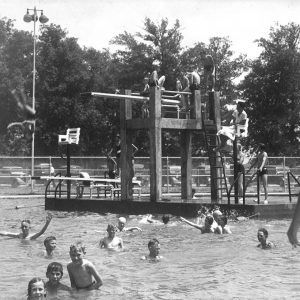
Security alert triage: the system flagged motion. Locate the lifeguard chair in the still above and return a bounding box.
[58,128,80,145]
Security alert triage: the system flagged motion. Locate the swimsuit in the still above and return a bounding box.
[258,167,268,176]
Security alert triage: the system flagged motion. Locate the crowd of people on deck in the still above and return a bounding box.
[1,199,300,299]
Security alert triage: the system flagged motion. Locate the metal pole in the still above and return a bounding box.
[256,171,260,204]
[283,156,286,192]
[166,156,169,193]
[30,6,37,193]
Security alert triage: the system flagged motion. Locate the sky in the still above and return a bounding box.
[1,0,300,59]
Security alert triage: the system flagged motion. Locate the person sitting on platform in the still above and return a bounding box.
[117,217,142,232]
[141,238,162,261]
[180,215,215,233]
[140,76,150,118]
[99,224,123,250]
[257,228,274,249]
[214,101,248,154]
[0,213,52,240]
[149,60,165,90]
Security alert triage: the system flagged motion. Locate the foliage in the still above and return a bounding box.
[240,23,300,155]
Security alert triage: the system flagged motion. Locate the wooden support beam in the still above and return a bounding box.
[181,130,192,200]
[208,92,222,203]
[120,90,133,200]
[190,90,202,119]
[149,87,162,202]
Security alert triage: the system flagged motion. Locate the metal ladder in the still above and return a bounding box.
[202,120,230,203]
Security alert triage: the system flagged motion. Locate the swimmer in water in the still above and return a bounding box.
[180,215,215,233]
[43,236,57,257]
[45,262,70,296]
[117,217,142,232]
[67,242,103,290]
[141,238,162,261]
[144,214,170,225]
[27,277,47,300]
[257,228,274,249]
[0,213,52,240]
[214,215,232,234]
[99,224,123,250]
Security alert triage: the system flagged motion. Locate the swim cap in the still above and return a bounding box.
[213,210,222,219]
[118,217,126,224]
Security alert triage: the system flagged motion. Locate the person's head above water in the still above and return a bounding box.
[118,217,126,230]
[162,215,170,224]
[204,215,214,226]
[27,277,46,299]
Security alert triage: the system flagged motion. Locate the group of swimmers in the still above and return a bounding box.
[2,200,300,299]
[0,213,163,299]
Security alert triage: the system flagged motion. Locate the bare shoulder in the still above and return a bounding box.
[84,258,95,268]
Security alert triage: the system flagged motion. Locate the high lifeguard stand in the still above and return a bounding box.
[58,128,80,199]
[89,87,224,202]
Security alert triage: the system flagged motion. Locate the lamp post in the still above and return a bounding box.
[23,7,49,192]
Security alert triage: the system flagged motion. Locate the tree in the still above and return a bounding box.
[240,23,300,155]
[111,17,183,91]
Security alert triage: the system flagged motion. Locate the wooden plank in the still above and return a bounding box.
[120,90,133,200]
[149,87,162,202]
[181,131,192,200]
[160,118,203,130]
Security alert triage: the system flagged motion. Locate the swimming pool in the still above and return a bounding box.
[0,197,299,299]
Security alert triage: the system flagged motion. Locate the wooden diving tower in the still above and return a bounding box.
[90,87,223,203]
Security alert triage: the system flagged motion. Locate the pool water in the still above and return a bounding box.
[0,197,300,299]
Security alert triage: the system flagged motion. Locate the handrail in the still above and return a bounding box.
[287,171,300,203]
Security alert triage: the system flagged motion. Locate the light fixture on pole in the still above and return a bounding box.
[23,7,49,192]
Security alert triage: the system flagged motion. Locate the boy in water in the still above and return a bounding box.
[180,215,215,233]
[45,262,70,296]
[141,238,162,261]
[43,236,57,257]
[257,228,274,249]
[99,224,123,250]
[215,215,232,234]
[117,217,142,232]
[67,242,103,290]
[0,213,52,240]
[27,277,47,300]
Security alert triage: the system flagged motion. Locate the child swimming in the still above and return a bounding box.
[0,213,52,240]
[27,277,46,300]
[257,228,274,249]
[67,242,103,290]
[141,238,162,261]
[43,236,57,257]
[117,217,142,232]
[99,224,123,250]
[45,262,70,296]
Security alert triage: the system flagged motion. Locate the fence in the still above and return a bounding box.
[0,156,300,197]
